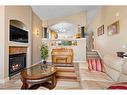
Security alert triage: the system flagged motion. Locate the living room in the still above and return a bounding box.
[1,5,127,91]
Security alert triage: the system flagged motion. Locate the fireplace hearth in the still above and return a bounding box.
[9,53,26,77]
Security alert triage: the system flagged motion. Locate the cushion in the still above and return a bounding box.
[120,60,127,75]
[118,60,127,82]
[103,55,125,71]
[80,80,113,89]
[79,69,113,82]
[103,55,125,81]
[108,82,127,89]
[104,64,121,81]
[118,73,127,82]
[87,58,103,72]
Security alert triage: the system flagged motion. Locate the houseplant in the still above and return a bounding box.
[40,42,48,64]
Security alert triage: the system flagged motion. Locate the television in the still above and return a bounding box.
[10,25,28,43]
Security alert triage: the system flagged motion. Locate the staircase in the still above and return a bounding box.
[54,63,77,79]
[86,50,101,59]
[56,66,77,79]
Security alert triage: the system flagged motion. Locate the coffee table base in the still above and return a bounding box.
[21,82,55,90]
[21,74,56,90]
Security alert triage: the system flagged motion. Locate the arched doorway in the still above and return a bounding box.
[49,22,77,39]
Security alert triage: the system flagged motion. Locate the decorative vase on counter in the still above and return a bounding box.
[43,60,47,64]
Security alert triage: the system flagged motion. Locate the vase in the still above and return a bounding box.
[43,60,47,64]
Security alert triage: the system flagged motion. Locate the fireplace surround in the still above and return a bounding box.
[9,53,26,77]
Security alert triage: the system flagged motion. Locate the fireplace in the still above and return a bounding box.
[9,53,26,77]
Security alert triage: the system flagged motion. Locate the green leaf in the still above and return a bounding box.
[40,43,49,60]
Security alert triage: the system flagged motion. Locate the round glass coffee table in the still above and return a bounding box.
[20,64,57,89]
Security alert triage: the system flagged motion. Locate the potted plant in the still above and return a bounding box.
[40,43,48,64]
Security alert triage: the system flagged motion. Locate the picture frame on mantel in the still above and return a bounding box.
[107,21,119,36]
[97,25,104,36]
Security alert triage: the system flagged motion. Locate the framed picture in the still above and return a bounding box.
[107,21,119,36]
[97,25,104,36]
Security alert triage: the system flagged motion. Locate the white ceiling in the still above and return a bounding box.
[32,6,99,20]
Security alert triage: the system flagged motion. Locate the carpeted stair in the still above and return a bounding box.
[56,66,77,80]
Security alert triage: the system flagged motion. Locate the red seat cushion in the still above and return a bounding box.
[108,82,127,89]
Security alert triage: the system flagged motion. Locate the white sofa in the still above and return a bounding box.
[78,55,127,89]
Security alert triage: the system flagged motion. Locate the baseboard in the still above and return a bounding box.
[4,77,9,82]
[0,79,4,83]
[0,77,9,83]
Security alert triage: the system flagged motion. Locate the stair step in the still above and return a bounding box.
[87,53,98,56]
[56,66,77,79]
[56,68,75,72]
[87,55,100,57]
[54,63,73,67]
[57,78,78,82]
[86,50,101,59]
[86,51,98,55]
[56,67,75,70]
[87,54,99,56]
[87,57,100,59]
[56,76,77,79]
[87,53,98,55]
[56,72,77,79]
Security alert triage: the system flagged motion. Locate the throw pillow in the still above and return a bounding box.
[87,58,103,72]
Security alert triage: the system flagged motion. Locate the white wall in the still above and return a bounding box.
[32,12,43,64]
[0,6,5,82]
[42,38,86,62]
[90,6,127,57]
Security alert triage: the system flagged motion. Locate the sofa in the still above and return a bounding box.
[78,55,127,89]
